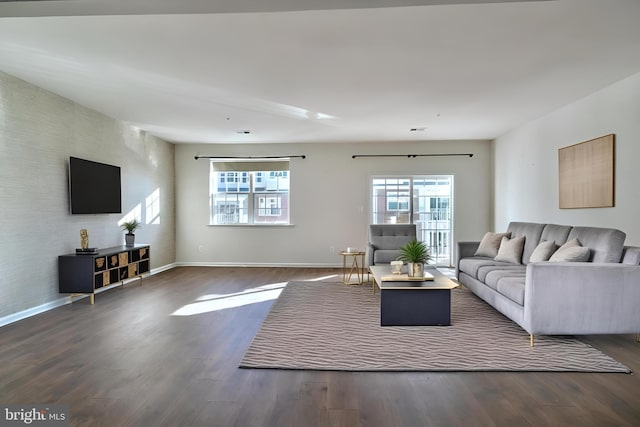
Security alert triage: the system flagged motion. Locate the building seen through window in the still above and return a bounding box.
[372,176,453,266]
[210,163,290,225]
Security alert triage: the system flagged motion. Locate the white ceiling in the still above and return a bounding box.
[0,0,639,144]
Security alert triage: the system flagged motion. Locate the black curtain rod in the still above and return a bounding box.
[194,155,306,160]
[352,153,473,159]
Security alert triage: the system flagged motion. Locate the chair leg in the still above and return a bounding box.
[636,333,639,343]
[530,334,534,347]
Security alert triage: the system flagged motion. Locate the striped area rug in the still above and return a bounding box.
[240,281,630,372]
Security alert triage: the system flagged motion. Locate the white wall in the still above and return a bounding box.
[175,140,492,266]
[0,71,176,320]
[494,71,640,245]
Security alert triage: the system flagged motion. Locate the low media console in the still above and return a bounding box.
[58,244,150,304]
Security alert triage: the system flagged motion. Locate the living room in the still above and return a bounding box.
[1,1,640,425]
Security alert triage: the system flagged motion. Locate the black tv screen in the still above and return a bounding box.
[69,157,122,214]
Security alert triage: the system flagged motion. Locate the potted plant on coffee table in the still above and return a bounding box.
[121,219,140,246]
[397,239,432,277]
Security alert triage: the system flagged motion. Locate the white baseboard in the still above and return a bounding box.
[174,261,342,268]
[0,298,70,328]
[151,262,177,274]
[0,262,176,328]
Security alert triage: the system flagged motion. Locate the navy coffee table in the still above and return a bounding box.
[369,265,458,326]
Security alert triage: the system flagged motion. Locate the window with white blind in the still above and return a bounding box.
[210,160,290,225]
[371,175,454,266]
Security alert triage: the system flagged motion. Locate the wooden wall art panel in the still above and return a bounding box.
[558,134,615,209]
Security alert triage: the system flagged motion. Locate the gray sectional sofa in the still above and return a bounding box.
[457,221,640,345]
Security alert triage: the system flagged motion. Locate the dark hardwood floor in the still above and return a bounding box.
[1,267,639,426]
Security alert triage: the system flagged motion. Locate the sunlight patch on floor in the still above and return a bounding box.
[306,274,339,282]
[171,275,341,316]
[171,282,287,316]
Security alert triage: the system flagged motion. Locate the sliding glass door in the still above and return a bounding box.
[371,176,453,267]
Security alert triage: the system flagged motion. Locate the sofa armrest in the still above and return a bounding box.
[456,241,480,276]
[524,262,640,335]
[365,242,375,267]
[457,241,480,259]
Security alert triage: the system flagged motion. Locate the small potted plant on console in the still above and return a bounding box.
[397,239,432,277]
[121,219,140,246]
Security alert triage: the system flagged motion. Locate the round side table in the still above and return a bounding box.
[340,250,366,285]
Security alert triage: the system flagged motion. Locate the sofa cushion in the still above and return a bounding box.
[496,278,526,306]
[474,232,511,258]
[369,224,417,250]
[459,257,514,279]
[506,222,545,264]
[483,268,526,291]
[477,265,526,282]
[540,224,572,246]
[373,249,402,264]
[494,236,525,264]
[566,226,625,263]
[529,240,558,262]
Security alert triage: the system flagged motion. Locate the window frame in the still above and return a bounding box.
[209,161,292,226]
[371,175,454,267]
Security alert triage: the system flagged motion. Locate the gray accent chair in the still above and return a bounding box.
[366,224,417,267]
[457,221,640,346]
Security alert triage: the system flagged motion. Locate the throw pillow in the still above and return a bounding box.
[622,247,640,265]
[529,240,558,263]
[474,232,512,258]
[558,238,580,249]
[549,239,590,262]
[494,236,526,264]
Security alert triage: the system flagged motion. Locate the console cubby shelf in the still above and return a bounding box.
[58,244,150,304]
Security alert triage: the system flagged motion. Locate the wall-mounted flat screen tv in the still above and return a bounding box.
[69,157,122,214]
